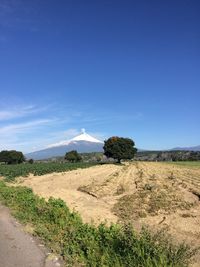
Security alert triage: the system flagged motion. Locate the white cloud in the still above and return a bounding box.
[0,105,50,121]
[0,102,85,152]
[0,118,55,151]
[0,103,138,153]
[0,119,80,152]
[0,103,84,152]
[0,119,53,135]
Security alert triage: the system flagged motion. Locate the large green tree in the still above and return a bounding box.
[0,150,25,164]
[103,137,137,163]
[65,150,82,163]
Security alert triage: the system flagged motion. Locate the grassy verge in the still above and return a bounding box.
[0,181,197,267]
[164,161,200,168]
[0,162,97,181]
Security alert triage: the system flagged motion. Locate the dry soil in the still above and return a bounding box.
[16,162,200,266]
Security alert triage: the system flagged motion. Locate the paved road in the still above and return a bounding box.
[0,204,61,267]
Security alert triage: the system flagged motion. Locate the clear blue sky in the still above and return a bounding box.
[0,0,199,153]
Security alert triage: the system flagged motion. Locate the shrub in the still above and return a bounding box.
[65,150,82,163]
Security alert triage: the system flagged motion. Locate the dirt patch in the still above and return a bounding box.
[16,164,123,224]
[113,163,198,221]
[16,162,200,266]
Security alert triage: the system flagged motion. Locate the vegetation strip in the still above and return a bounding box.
[165,161,200,168]
[0,162,97,181]
[0,181,197,267]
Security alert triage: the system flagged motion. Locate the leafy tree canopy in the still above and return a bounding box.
[103,136,137,163]
[65,150,82,163]
[0,150,25,164]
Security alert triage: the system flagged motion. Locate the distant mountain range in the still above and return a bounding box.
[171,145,200,151]
[26,130,104,160]
[25,129,200,160]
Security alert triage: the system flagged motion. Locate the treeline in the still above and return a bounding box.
[0,150,25,164]
[0,136,138,164]
[135,150,200,162]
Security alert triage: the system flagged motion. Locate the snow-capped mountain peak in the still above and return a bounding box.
[26,129,104,159]
[47,129,103,148]
[71,128,103,143]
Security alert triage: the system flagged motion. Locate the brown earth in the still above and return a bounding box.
[16,162,200,266]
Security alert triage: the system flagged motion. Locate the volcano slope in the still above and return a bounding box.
[17,161,200,265]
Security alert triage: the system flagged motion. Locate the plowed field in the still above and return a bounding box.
[17,162,200,266]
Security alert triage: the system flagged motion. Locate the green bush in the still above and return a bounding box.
[65,150,82,163]
[0,181,197,267]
